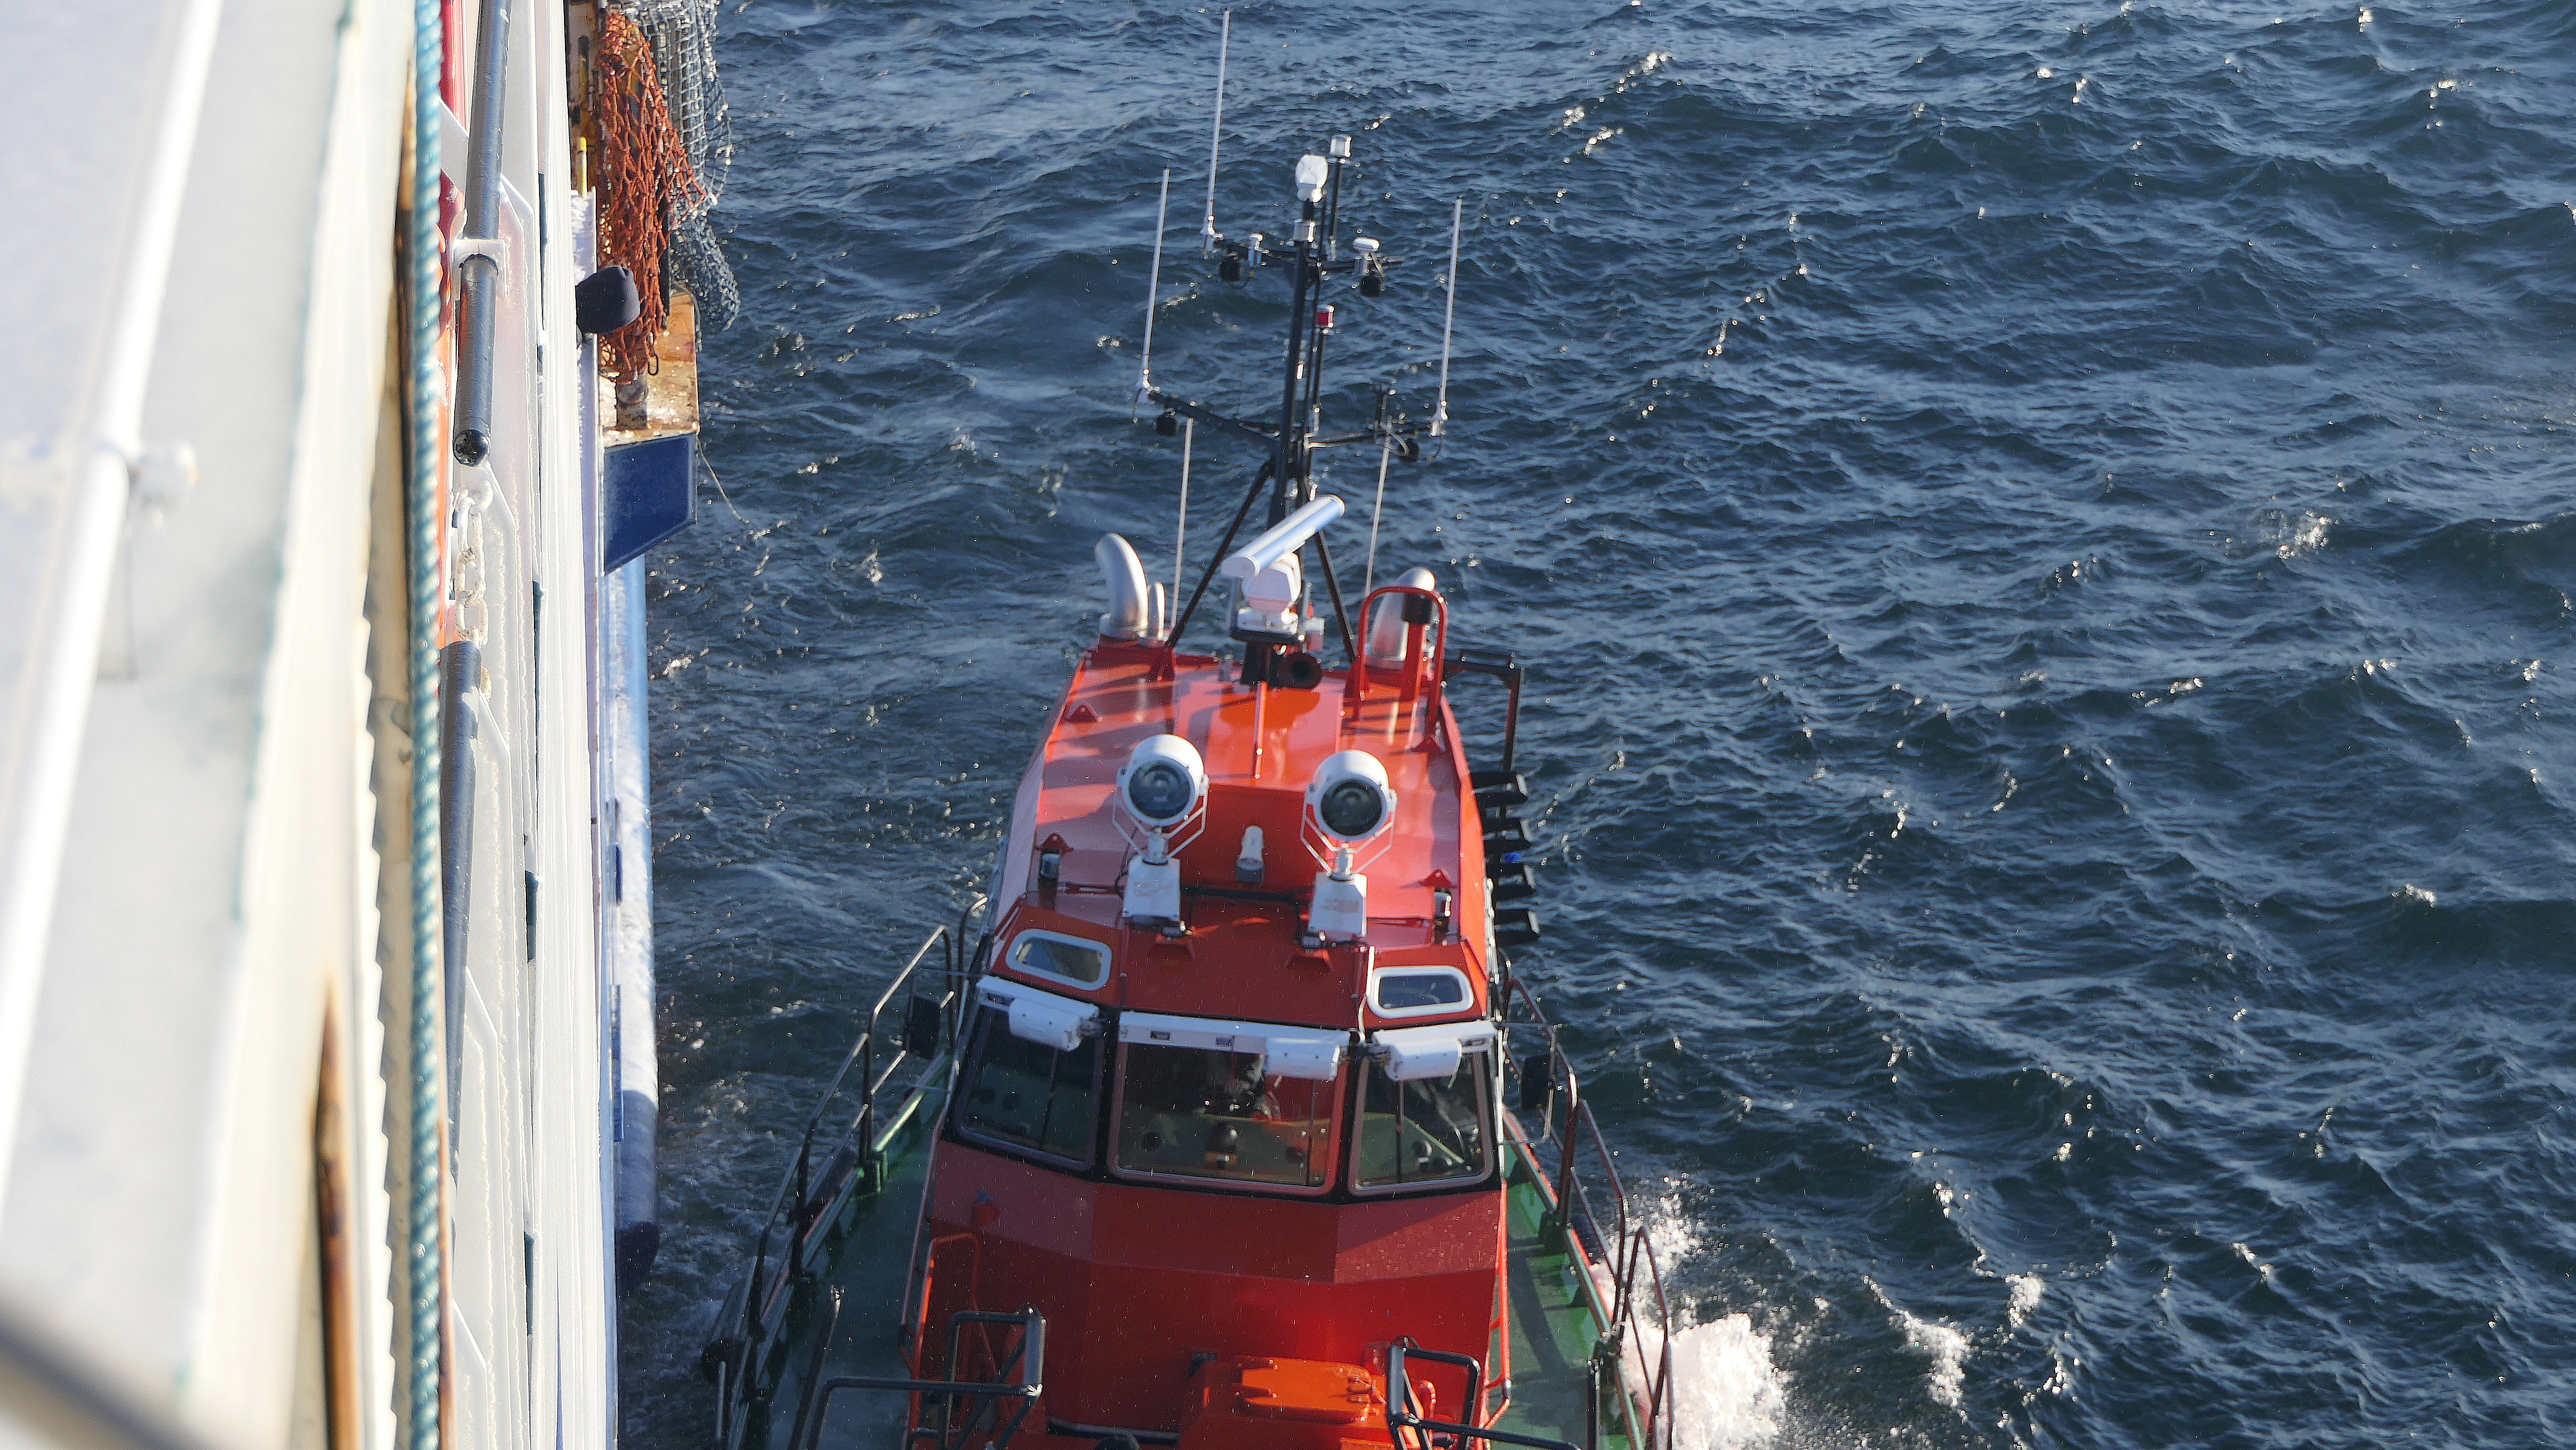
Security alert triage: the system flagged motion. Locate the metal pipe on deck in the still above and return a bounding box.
[452,0,512,466]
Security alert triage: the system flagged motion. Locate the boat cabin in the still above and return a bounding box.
[916,585,1512,1442]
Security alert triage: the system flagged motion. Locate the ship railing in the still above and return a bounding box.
[1386,1342,1580,1450]
[1439,648,1524,781]
[708,907,985,1449]
[790,1296,1046,1450]
[1498,973,1678,1450]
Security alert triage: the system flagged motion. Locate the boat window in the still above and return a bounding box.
[1113,1042,1338,1192]
[956,1003,1099,1166]
[1368,966,1473,1019]
[1352,1050,1491,1191]
[1007,929,1110,990]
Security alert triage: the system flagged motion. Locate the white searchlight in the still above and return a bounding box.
[1303,749,1394,944]
[1117,734,1206,928]
[1118,733,1206,829]
[1221,494,1343,642]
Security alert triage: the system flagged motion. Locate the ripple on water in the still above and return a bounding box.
[624,3,2576,1447]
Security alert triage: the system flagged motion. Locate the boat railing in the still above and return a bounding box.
[1386,1342,1581,1450]
[707,907,984,1448]
[789,1293,1046,1450]
[1440,648,1525,780]
[1499,972,1678,1450]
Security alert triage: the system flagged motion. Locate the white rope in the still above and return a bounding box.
[1175,418,1194,604]
[1362,435,1393,599]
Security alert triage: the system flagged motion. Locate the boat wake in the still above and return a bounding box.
[1648,1314,1789,1450]
[1625,1199,1790,1450]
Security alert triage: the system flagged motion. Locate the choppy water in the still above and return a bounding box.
[619,3,2576,1446]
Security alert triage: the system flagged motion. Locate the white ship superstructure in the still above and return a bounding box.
[0,1,719,1445]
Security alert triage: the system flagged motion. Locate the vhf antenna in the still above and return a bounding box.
[1135,21,1467,668]
[1135,167,1171,417]
[1432,198,1462,437]
[1201,10,1231,255]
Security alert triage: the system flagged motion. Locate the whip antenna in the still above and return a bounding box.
[1202,11,1231,254]
[1136,167,1171,416]
[1175,418,1195,607]
[1432,198,1462,437]
[1362,435,1393,599]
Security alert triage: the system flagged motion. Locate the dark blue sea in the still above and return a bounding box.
[619,3,2576,1445]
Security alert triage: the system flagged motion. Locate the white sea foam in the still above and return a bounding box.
[1659,1315,1787,1450]
[2231,1241,2277,1285]
[1869,1280,1969,1410]
[1617,1306,1787,1450]
[1596,1188,1786,1448]
[2275,509,2331,557]
[2006,1273,2045,1327]
[1647,1188,1704,1268]
[1893,1305,1970,1408]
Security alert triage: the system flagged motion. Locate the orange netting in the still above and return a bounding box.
[595,10,707,384]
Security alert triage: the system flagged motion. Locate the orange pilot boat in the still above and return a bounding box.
[703,79,1681,1450]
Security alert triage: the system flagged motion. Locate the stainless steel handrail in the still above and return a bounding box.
[709,912,979,1448]
[1386,1342,1580,1450]
[1501,975,1678,1450]
[798,1307,1046,1450]
[0,0,225,1213]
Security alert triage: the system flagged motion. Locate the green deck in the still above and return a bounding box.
[803,1080,947,1450]
[1491,1133,1627,1450]
[734,1072,951,1450]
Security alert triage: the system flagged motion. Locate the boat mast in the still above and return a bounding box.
[1143,76,1453,666]
[1268,156,1328,527]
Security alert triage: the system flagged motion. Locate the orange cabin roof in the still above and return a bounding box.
[986,639,1492,1029]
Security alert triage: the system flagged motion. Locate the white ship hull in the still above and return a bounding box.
[0,1,713,1444]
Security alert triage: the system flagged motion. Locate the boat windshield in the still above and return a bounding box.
[956,1003,1098,1166]
[1113,1043,1337,1192]
[1353,1051,1491,1191]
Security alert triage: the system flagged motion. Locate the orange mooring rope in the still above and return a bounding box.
[595,10,706,384]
